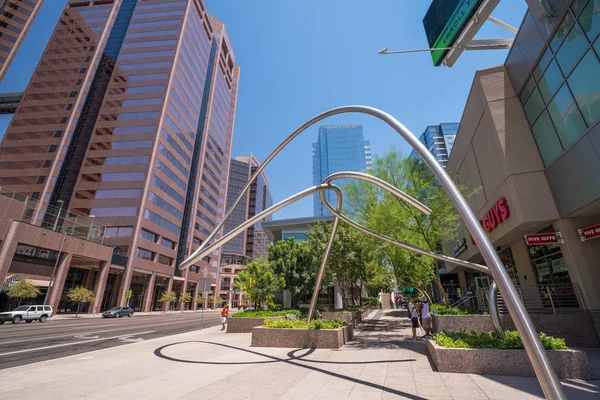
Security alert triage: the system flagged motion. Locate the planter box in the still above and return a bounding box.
[227,316,284,333]
[427,340,589,379]
[431,314,600,348]
[251,325,354,349]
[322,308,375,328]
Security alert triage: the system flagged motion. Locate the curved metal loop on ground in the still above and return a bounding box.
[489,282,504,339]
[179,105,563,399]
[177,184,343,271]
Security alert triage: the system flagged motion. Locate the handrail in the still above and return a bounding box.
[451,296,474,308]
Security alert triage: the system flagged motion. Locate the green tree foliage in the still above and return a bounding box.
[182,292,192,309]
[345,150,474,307]
[267,237,330,307]
[364,260,394,295]
[66,286,95,317]
[7,278,41,306]
[305,221,372,307]
[158,291,177,304]
[236,261,284,309]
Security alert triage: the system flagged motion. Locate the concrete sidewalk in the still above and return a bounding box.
[1,310,598,399]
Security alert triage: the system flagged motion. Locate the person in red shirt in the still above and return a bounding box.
[221,305,229,331]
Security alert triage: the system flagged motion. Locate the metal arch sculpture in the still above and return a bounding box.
[179,106,566,400]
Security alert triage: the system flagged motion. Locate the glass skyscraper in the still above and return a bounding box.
[0,0,239,313]
[410,123,459,168]
[312,125,371,216]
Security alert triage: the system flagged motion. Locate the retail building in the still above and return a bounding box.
[0,0,239,313]
[442,0,600,336]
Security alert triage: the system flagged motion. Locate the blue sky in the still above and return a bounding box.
[0,0,527,219]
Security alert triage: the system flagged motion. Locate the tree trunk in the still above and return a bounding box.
[434,278,450,308]
[76,302,81,317]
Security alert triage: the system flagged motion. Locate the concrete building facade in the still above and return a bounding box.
[443,0,600,336]
[0,0,44,83]
[0,0,239,313]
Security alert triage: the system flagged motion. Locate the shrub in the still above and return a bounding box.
[361,296,380,307]
[263,318,347,330]
[430,304,488,315]
[432,329,568,350]
[231,309,301,319]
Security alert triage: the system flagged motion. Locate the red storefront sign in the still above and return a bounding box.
[524,232,563,246]
[578,224,600,242]
[470,198,510,245]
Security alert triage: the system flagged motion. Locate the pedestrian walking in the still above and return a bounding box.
[220,305,229,331]
[408,297,419,340]
[420,296,432,338]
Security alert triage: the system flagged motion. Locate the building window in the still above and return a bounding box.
[157,255,172,266]
[136,247,154,261]
[140,229,158,242]
[160,237,176,249]
[518,0,600,166]
[105,227,133,237]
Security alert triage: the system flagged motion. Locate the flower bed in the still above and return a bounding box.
[251,319,352,349]
[427,330,589,379]
[227,310,301,333]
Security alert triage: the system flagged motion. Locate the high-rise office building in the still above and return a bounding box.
[312,125,371,216]
[222,154,272,262]
[0,0,239,313]
[0,0,44,82]
[221,154,272,307]
[410,123,459,168]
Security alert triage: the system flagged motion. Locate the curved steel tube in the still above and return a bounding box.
[178,184,342,269]
[179,105,564,400]
[320,173,505,337]
[489,282,505,339]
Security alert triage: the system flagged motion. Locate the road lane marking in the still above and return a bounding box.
[0,331,155,357]
[73,335,100,340]
[0,317,219,345]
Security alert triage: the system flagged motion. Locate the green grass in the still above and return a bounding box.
[432,329,568,350]
[263,318,348,330]
[231,309,301,319]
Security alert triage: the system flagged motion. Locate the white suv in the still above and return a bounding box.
[0,305,53,324]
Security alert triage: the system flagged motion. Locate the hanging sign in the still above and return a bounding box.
[578,224,600,242]
[524,232,563,246]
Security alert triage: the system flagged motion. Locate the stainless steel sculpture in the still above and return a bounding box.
[179,106,566,400]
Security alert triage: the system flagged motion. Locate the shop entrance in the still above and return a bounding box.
[528,243,577,308]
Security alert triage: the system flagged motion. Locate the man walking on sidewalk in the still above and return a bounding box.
[408,297,419,340]
[420,296,432,338]
[221,305,229,331]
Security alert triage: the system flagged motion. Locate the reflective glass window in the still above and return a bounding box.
[127,29,179,39]
[105,227,133,237]
[578,0,600,42]
[144,209,180,234]
[595,35,600,55]
[152,174,184,204]
[113,125,156,135]
[161,237,176,249]
[556,22,590,76]
[96,189,141,199]
[121,61,172,70]
[89,207,137,217]
[118,112,159,121]
[148,191,183,219]
[551,11,576,52]
[520,77,536,103]
[154,159,186,190]
[136,1,185,9]
[123,98,163,107]
[119,50,174,60]
[159,144,189,176]
[567,49,600,126]
[135,10,184,18]
[123,40,176,49]
[157,255,172,266]
[547,84,587,148]
[111,140,153,149]
[105,156,149,165]
[531,111,564,166]
[128,73,168,81]
[100,172,145,181]
[127,85,166,94]
[136,248,154,261]
[537,60,564,102]
[140,229,158,242]
[524,88,545,124]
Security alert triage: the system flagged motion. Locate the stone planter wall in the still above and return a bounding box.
[227,316,284,333]
[431,314,600,348]
[322,308,376,328]
[427,340,589,379]
[251,325,354,349]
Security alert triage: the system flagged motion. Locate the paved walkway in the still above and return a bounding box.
[1,310,598,399]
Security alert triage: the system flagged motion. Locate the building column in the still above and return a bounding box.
[457,270,468,298]
[142,273,156,313]
[89,262,109,314]
[84,269,95,290]
[163,277,174,311]
[0,221,19,287]
[192,281,200,311]
[228,276,235,307]
[117,256,136,306]
[179,279,188,312]
[48,253,73,311]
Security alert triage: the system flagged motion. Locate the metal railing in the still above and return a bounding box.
[0,185,106,244]
[472,283,586,314]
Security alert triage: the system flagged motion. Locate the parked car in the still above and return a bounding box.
[0,305,53,324]
[102,307,134,318]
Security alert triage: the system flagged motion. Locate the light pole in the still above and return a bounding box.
[43,230,66,305]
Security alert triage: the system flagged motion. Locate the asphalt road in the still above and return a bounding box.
[0,311,222,370]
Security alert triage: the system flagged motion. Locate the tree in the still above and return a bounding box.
[235,261,284,309]
[305,221,372,307]
[364,260,394,295]
[268,237,331,307]
[345,150,475,307]
[7,278,41,307]
[182,293,192,310]
[158,291,177,311]
[66,286,95,317]
[197,294,205,306]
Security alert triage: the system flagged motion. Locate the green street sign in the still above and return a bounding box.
[125,289,132,299]
[423,0,484,66]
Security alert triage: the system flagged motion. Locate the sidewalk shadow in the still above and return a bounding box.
[154,341,425,400]
[480,375,600,399]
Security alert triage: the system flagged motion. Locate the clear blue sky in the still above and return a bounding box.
[0,0,527,219]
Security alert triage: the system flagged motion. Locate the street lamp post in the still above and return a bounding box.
[43,231,66,306]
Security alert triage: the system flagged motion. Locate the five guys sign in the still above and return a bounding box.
[470,198,510,245]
